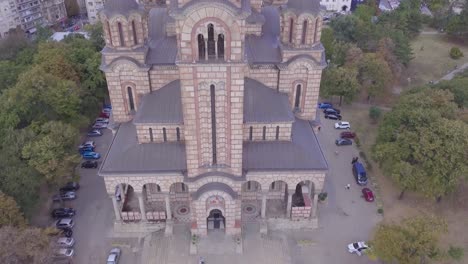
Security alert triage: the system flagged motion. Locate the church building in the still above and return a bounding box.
[99,0,328,236]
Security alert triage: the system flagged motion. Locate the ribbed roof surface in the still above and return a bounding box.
[286,0,322,15]
[102,0,141,16]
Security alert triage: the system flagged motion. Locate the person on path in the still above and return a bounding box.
[345,184,351,190]
[351,157,358,164]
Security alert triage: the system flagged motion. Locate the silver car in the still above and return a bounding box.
[107,248,121,264]
[55,218,75,229]
[57,237,75,247]
[55,248,74,257]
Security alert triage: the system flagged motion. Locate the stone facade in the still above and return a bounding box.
[99,0,328,237]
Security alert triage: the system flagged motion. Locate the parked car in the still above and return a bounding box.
[335,138,352,146]
[362,188,375,202]
[79,141,95,149]
[56,237,75,247]
[107,248,121,264]
[99,112,110,118]
[102,108,112,114]
[92,122,108,129]
[55,218,75,229]
[81,160,98,168]
[352,162,368,185]
[54,248,74,257]
[87,129,102,137]
[323,108,341,115]
[52,192,77,202]
[51,208,76,218]
[82,152,101,160]
[334,121,351,129]
[103,104,112,109]
[340,131,356,139]
[325,114,342,120]
[347,241,369,256]
[60,182,80,192]
[95,118,109,124]
[61,228,73,238]
[78,146,94,154]
[318,102,333,109]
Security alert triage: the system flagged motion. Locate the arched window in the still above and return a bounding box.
[289,18,294,44]
[313,18,319,43]
[275,126,280,140]
[217,34,224,60]
[176,127,180,141]
[207,24,216,60]
[197,34,205,60]
[149,128,154,142]
[127,86,135,111]
[262,126,266,140]
[106,21,113,45]
[132,20,138,45]
[294,84,302,109]
[210,85,217,164]
[162,127,167,142]
[249,126,253,141]
[301,20,308,44]
[117,22,124,46]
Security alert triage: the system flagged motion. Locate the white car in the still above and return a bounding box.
[57,237,75,247]
[107,248,121,264]
[92,122,108,129]
[334,121,351,129]
[347,241,369,256]
[95,118,109,124]
[55,218,75,229]
[55,248,74,257]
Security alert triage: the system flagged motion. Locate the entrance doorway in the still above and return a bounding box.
[207,209,225,230]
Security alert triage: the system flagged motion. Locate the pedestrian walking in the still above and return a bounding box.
[199,257,205,264]
[318,126,321,132]
[351,157,358,164]
[345,184,351,190]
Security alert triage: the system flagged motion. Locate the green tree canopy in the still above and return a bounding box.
[0,192,27,228]
[320,66,360,105]
[357,53,393,100]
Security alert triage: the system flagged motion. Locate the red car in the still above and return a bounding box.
[340,131,356,139]
[99,112,110,118]
[362,188,375,202]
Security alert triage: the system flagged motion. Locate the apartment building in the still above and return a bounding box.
[85,0,104,23]
[40,0,67,25]
[0,0,20,38]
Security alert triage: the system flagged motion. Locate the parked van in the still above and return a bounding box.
[352,162,368,185]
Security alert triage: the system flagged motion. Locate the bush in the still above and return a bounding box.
[450,47,464,60]
[369,106,382,123]
[354,136,361,147]
[318,192,328,201]
[448,245,464,261]
[377,208,384,214]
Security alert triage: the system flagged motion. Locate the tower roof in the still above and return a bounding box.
[102,0,143,17]
[285,0,322,15]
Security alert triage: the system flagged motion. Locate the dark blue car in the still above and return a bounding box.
[318,102,333,109]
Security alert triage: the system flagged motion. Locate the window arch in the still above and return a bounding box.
[294,84,302,110]
[207,24,216,60]
[313,18,320,43]
[131,20,138,45]
[275,126,280,140]
[197,34,206,60]
[262,126,266,140]
[127,86,135,111]
[210,85,217,165]
[117,22,124,46]
[249,126,253,141]
[162,127,167,142]
[176,127,180,141]
[289,18,294,43]
[217,34,224,60]
[106,21,112,45]
[301,20,308,45]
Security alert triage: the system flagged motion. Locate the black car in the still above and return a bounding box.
[81,160,98,168]
[51,208,76,218]
[61,228,73,238]
[335,138,353,146]
[323,108,341,115]
[59,182,80,192]
[325,114,342,120]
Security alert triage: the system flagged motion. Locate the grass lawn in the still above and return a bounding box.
[405,34,468,87]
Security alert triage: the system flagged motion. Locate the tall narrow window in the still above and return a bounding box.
[271,182,276,190]
[176,127,180,141]
[149,128,154,142]
[132,20,138,45]
[275,126,280,140]
[217,34,224,59]
[249,126,253,141]
[289,18,294,43]
[162,127,167,142]
[106,21,112,45]
[210,85,217,164]
[262,126,266,140]
[301,20,308,44]
[117,22,124,46]
[313,18,319,43]
[294,84,302,109]
[181,183,186,192]
[197,34,205,60]
[207,24,216,59]
[127,86,135,111]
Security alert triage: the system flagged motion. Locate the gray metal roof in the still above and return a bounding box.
[245,6,282,64]
[133,80,183,124]
[146,8,178,65]
[244,78,294,123]
[102,0,143,17]
[285,0,322,15]
[243,118,328,171]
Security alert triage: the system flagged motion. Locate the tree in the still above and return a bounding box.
[371,216,447,264]
[449,47,464,59]
[0,32,31,60]
[369,106,382,123]
[434,77,468,108]
[320,67,360,105]
[344,45,364,67]
[377,37,403,79]
[35,26,53,43]
[34,42,79,83]
[321,28,335,61]
[84,22,105,51]
[0,226,54,264]
[0,192,27,228]
[357,53,393,101]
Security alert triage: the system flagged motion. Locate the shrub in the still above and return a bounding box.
[450,47,464,59]
[318,192,328,201]
[369,106,382,123]
[377,208,384,214]
[354,136,361,147]
[448,245,464,261]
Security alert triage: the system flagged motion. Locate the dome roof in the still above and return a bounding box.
[102,0,143,17]
[285,0,322,15]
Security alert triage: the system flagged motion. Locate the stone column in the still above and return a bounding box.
[205,40,208,60]
[311,193,319,218]
[111,195,121,221]
[138,193,147,221]
[261,192,267,218]
[286,190,293,219]
[165,193,172,220]
[214,40,218,59]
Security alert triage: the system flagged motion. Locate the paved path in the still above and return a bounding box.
[436,62,468,83]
